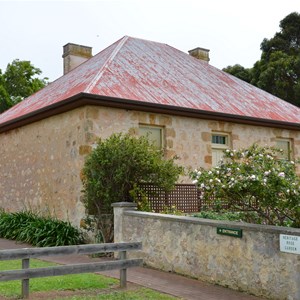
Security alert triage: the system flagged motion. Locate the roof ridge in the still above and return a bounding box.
[85,36,129,93]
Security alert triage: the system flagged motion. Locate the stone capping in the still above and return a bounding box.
[123,210,300,235]
[112,202,137,208]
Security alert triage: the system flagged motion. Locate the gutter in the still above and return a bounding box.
[0,92,300,133]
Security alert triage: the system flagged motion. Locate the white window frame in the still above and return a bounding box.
[211,133,230,167]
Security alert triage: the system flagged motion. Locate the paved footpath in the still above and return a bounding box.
[0,238,264,300]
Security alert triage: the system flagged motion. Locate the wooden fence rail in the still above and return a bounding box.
[0,242,143,299]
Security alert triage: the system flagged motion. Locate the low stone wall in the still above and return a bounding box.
[113,202,300,300]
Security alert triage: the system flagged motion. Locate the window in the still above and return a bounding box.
[211,133,229,166]
[212,135,227,145]
[276,139,292,160]
[139,125,163,149]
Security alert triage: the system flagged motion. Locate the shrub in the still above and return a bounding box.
[193,210,263,223]
[0,210,83,246]
[191,144,300,227]
[82,133,183,213]
[81,133,183,242]
[161,205,184,216]
[193,211,244,221]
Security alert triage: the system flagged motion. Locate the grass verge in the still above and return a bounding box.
[0,259,179,300]
[0,259,117,298]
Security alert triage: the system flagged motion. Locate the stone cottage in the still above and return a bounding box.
[1,36,300,225]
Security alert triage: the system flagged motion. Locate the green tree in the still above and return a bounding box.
[0,59,48,113]
[81,133,183,242]
[260,12,300,60]
[223,12,300,106]
[252,51,300,105]
[191,144,300,227]
[0,70,11,113]
[222,64,252,83]
[251,12,300,105]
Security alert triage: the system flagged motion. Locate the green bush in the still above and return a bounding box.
[81,133,183,242]
[193,211,243,221]
[191,144,300,227]
[82,133,183,213]
[193,210,262,223]
[0,210,83,246]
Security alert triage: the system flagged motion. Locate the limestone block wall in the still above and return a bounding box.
[0,107,88,225]
[114,203,300,300]
[86,105,300,172]
[1,104,300,226]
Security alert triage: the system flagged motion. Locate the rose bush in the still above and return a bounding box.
[191,144,300,227]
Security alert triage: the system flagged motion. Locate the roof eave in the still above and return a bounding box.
[1,93,300,133]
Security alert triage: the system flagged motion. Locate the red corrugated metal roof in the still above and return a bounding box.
[1,35,300,126]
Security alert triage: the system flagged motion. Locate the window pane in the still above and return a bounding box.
[139,126,162,149]
[276,140,290,160]
[211,133,229,166]
[212,135,227,145]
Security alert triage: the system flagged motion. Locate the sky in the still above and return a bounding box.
[0,0,299,82]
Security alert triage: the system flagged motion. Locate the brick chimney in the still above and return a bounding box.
[188,47,210,63]
[62,43,92,74]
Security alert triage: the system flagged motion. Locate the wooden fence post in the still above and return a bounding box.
[119,251,127,288]
[0,242,142,298]
[22,258,30,299]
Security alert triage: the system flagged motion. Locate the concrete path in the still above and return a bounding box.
[0,238,264,300]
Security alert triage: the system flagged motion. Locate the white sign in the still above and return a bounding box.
[280,234,300,255]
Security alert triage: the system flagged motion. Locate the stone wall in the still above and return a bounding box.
[113,203,300,300]
[0,107,87,225]
[86,106,300,173]
[1,105,300,226]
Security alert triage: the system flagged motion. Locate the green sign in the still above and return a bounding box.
[217,227,243,238]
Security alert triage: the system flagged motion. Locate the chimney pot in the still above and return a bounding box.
[62,43,92,74]
[188,47,210,63]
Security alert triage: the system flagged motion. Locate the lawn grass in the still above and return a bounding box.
[0,259,117,297]
[0,259,179,299]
